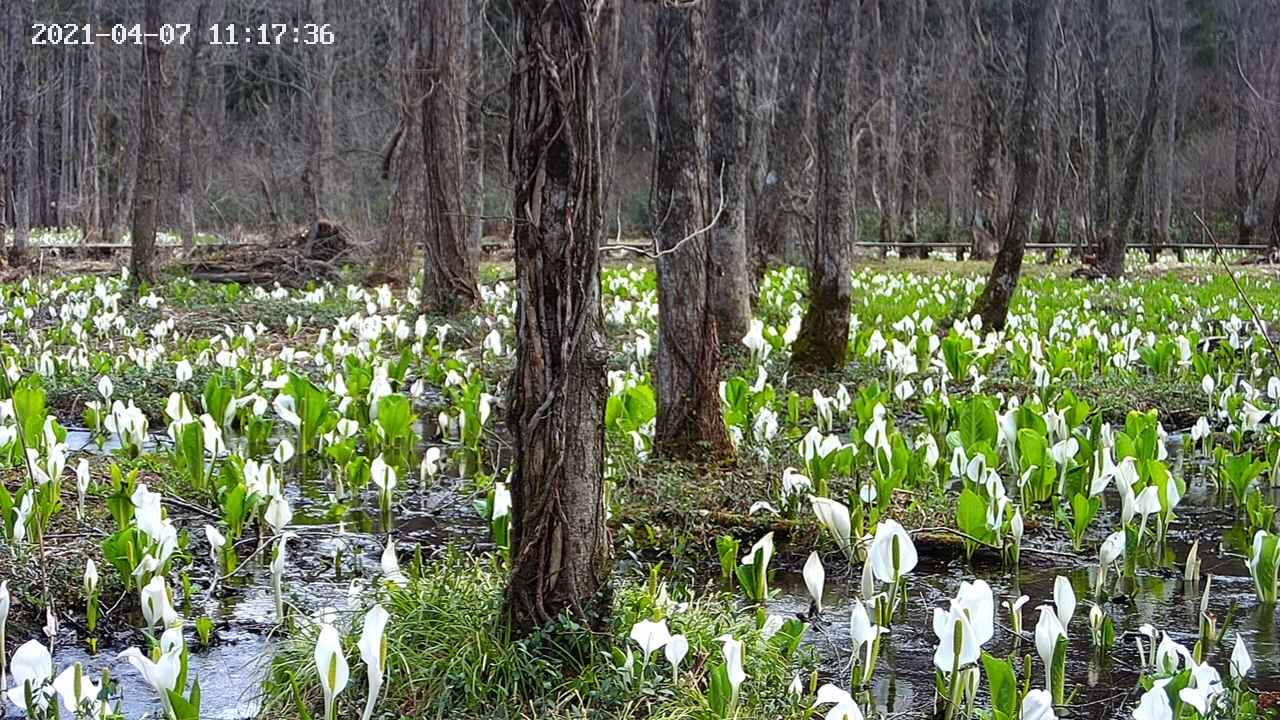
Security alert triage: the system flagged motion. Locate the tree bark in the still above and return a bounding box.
[1099,5,1162,279]
[303,0,336,243]
[9,0,32,265]
[969,0,1008,261]
[372,0,425,284]
[465,0,488,257]
[129,0,164,286]
[971,0,1049,330]
[421,0,480,313]
[506,0,612,636]
[752,9,820,279]
[177,1,211,253]
[1090,0,1111,240]
[707,0,753,346]
[1231,11,1254,244]
[652,0,734,462]
[792,0,856,371]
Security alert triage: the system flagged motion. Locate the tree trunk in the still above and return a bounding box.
[465,0,488,257]
[304,0,336,243]
[971,0,1049,330]
[177,1,210,253]
[707,0,753,347]
[970,0,1008,261]
[752,9,820,279]
[1161,0,1181,251]
[1090,0,1111,242]
[129,0,164,286]
[652,1,734,462]
[372,0,425,284]
[506,0,612,636]
[1099,6,1162,279]
[9,0,32,265]
[792,0,856,371]
[1232,12,1254,245]
[421,0,480,313]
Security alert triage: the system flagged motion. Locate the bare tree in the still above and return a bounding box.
[1098,5,1162,278]
[652,0,734,461]
[1090,0,1111,239]
[792,0,857,370]
[129,0,164,286]
[971,0,1049,330]
[421,0,480,313]
[707,0,753,345]
[506,0,612,635]
[302,0,336,244]
[177,0,213,253]
[8,0,32,265]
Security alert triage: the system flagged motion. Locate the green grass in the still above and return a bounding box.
[261,551,817,720]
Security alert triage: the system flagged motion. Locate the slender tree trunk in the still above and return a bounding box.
[465,0,488,257]
[9,0,32,265]
[652,0,734,462]
[130,0,164,286]
[304,0,336,242]
[792,0,856,370]
[506,0,612,636]
[707,0,753,346]
[85,0,103,243]
[372,0,425,284]
[1099,6,1162,279]
[1161,1,1181,251]
[1232,13,1254,244]
[971,0,1049,330]
[421,0,480,313]
[1269,177,1280,252]
[177,1,210,253]
[1090,0,1111,244]
[970,0,1008,261]
[753,10,820,279]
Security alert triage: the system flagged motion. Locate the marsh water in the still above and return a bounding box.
[38,432,1280,719]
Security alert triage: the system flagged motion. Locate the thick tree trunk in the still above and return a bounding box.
[9,0,32,265]
[129,0,164,286]
[792,0,856,371]
[421,0,480,313]
[652,1,734,462]
[1090,0,1111,241]
[303,0,336,244]
[971,0,1049,330]
[707,0,753,347]
[177,1,210,253]
[1099,6,1162,279]
[970,0,1008,261]
[506,0,612,636]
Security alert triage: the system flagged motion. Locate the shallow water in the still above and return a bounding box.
[43,437,486,719]
[770,462,1280,718]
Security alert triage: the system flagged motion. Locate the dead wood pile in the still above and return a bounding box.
[175,220,350,287]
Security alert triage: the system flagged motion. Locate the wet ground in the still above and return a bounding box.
[29,432,1280,719]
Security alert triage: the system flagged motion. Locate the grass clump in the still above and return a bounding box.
[262,551,817,720]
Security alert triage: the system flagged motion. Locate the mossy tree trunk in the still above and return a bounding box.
[421,0,480,313]
[970,0,1048,330]
[505,0,612,636]
[652,0,734,462]
[129,0,164,286]
[792,0,857,371]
